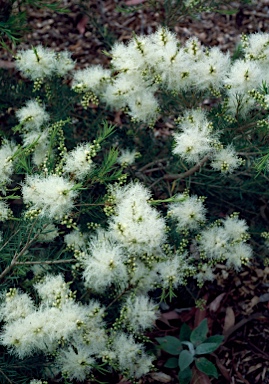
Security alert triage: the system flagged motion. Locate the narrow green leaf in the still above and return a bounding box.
[215,9,238,15]
[190,319,208,346]
[156,336,182,355]
[180,323,192,341]
[196,342,220,355]
[195,357,219,378]
[178,366,192,384]
[179,350,194,371]
[164,357,178,369]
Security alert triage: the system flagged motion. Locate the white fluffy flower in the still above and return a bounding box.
[224,242,252,270]
[111,333,154,378]
[34,274,73,306]
[198,215,251,267]
[194,47,231,90]
[127,90,159,122]
[82,229,128,293]
[63,143,96,180]
[55,51,75,76]
[198,225,230,259]
[0,302,89,358]
[0,200,12,221]
[22,174,78,219]
[16,100,49,131]
[64,229,88,252]
[196,263,215,284]
[55,345,95,382]
[0,289,35,323]
[0,140,18,188]
[172,126,211,162]
[108,183,166,253]
[117,149,137,166]
[211,146,243,173]
[155,253,193,289]
[243,33,269,63]
[224,59,262,94]
[72,65,111,94]
[168,194,206,231]
[16,46,57,80]
[121,295,159,332]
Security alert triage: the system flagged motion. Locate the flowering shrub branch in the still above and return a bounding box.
[0,23,269,383]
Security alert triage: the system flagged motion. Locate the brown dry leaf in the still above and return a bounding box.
[213,353,231,382]
[223,306,235,333]
[126,0,146,4]
[149,372,172,383]
[245,295,260,314]
[191,366,211,384]
[209,293,226,313]
[76,15,89,35]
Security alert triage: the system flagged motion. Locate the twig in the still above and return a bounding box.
[138,158,169,172]
[106,286,131,310]
[163,155,210,181]
[0,367,13,384]
[0,224,48,281]
[15,259,76,265]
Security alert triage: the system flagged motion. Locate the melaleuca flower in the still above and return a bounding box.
[22,174,78,219]
[211,146,244,173]
[82,229,128,293]
[168,194,206,231]
[16,100,49,131]
[110,333,154,379]
[16,46,57,80]
[243,32,269,63]
[55,51,75,76]
[155,252,194,289]
[63,142,98,180]
[117,148,137,166]
[197,215,252,269]
[64,229,88,252]
[173,109,218,163]
[194,47,231,90]
[0,140,18,190]
[120,295,159,332]
[34,274,74,306]
[0,289,35,323]
[224,59,262,94]
[108,182,166,253]
[72,65,111,94]
[0,200,12,221]
[55,345,96,381]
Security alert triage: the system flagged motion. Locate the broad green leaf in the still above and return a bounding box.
[164,357,178,369]
[180,323,192,341]
[195,357,219,379]
[195,342,220,355]
[204,335,224,347]
[156,336,182,355]
[179,350,194,371]
[190,319,208,346]
[178,366,192,384]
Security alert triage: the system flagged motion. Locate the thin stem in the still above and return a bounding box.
[0,223,49,281]
[163,155,210,181]
[106,286,131,310]
[15,259,76,265]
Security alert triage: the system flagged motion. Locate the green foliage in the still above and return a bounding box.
[119,0,252,28]
[0,0,67,47]
[156,319,224,383]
